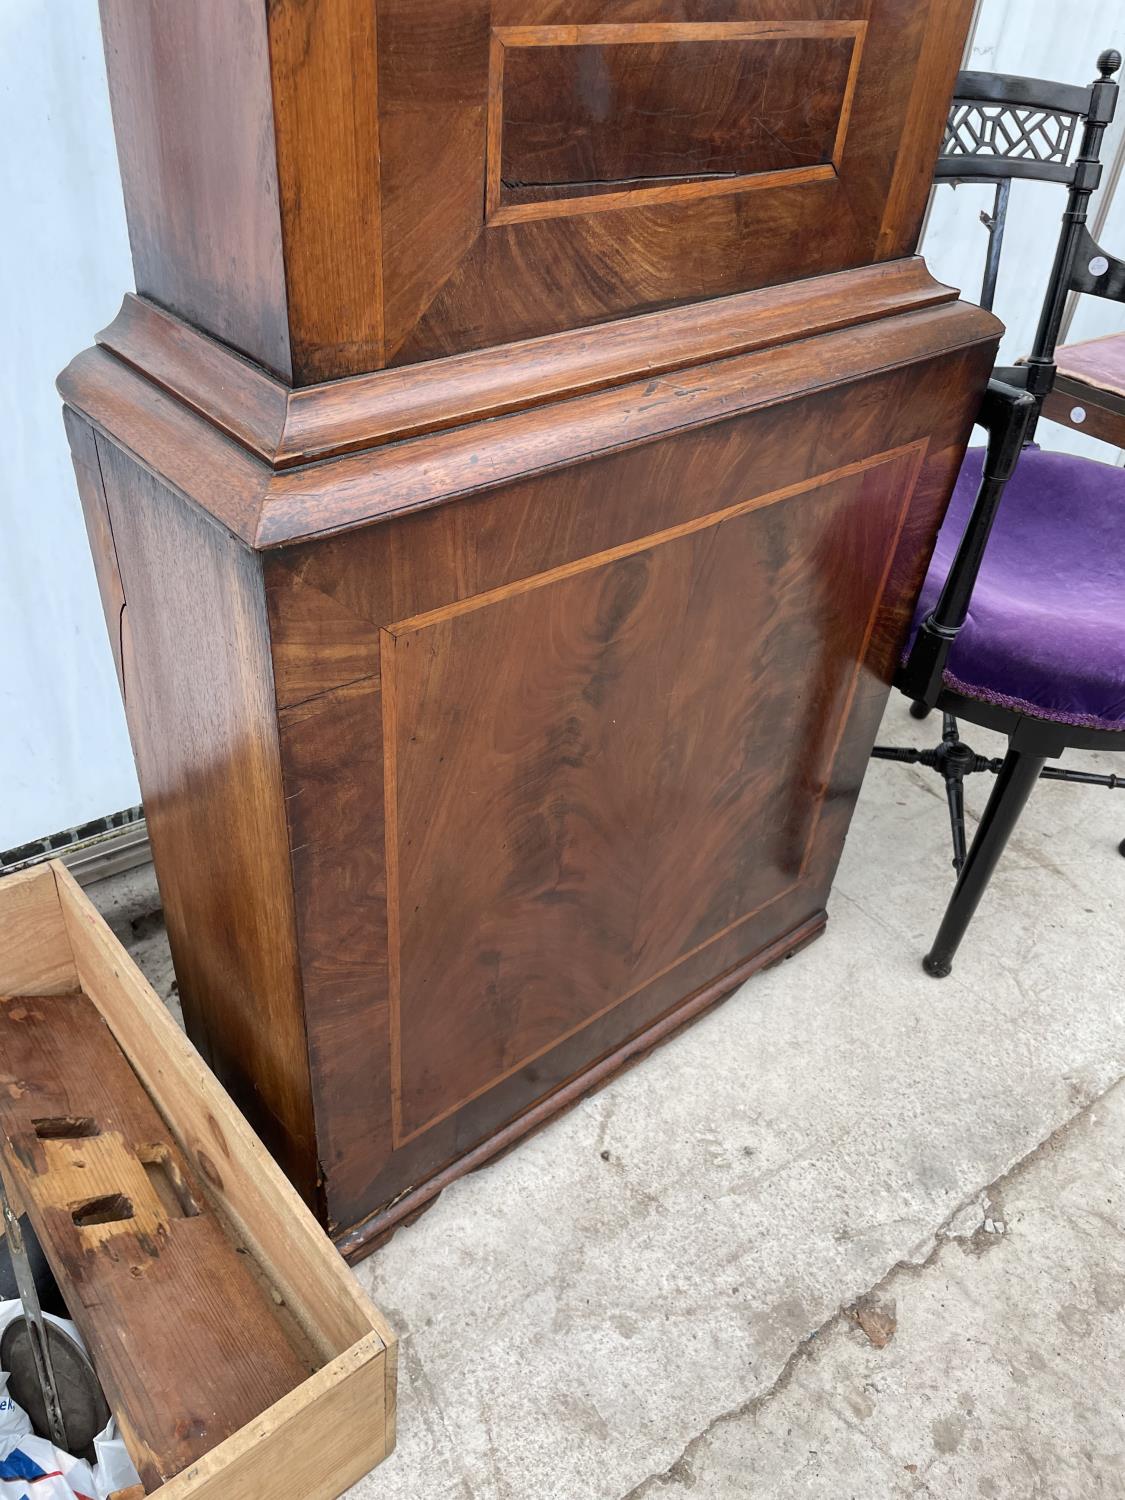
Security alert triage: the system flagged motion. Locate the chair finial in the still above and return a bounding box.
[1098,48,1122,79]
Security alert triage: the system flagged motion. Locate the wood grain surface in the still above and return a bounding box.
[63,278,995,555]
[92,0,974,377]
[66,299,998,1245]
[64,0,989,1255]
[254,301,996,546]
[377,0,973,366]
[80,438,317,1203]
[91,260,960,469]
[0,867,79,999]
[259,328,995,1239]
[97,0,292,380]
[0,990,309,1490]
[51,860,399,1480]
[489,24,860,222]
[1042,371,1125,448]
[267,0,384,381]
[383,446,922,1143]
[0,862,397,1491]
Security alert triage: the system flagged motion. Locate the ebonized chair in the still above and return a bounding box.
[874,50,1125,976]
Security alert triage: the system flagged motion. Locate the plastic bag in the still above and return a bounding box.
[0,1301,141,1499]
[90,1421,139,1500]
[0,1433,99,1499]
[0,1370,27,1447]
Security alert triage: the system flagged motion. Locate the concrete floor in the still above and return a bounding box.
[90,695,1125,1499]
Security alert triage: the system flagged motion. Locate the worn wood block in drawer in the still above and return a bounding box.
[0,991,310,1490]
[0,861,395,1500]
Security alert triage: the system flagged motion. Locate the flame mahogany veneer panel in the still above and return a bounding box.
[491,24,861,218]
[384,449,920,1143]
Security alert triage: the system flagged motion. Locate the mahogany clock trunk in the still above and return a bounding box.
[60,0,998,1256]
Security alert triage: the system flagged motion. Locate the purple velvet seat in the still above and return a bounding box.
[910,445,1125,731]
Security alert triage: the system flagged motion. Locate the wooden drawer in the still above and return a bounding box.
[0,860,395,1499]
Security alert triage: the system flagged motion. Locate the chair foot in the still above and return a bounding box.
[1120,837,1125,858]
[909,700,932,720]
[924,746,1047,974]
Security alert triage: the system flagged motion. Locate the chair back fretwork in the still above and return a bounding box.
[902,48,1124,710]
[935,59,1120,330]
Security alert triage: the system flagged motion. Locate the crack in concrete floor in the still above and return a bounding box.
[620,1071,1125,1498]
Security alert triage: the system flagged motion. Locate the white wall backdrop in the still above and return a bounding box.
[3,2,1125,850]
[1,0,137,850]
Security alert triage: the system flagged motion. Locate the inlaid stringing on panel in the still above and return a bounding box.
[486,20,868,224]
[381,442,924,1147]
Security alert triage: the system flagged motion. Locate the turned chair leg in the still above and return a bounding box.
[944,772,968,874]
[923,745,1047,978]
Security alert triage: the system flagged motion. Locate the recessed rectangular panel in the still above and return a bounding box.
[375,0,972,365]
[92,0,975,377]
[384,446,922,1144]
[492,24,861,221]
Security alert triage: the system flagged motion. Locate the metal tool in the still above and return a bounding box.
[0,1169,69,1451]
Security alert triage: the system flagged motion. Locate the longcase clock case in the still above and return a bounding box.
[61,0,998,1256]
